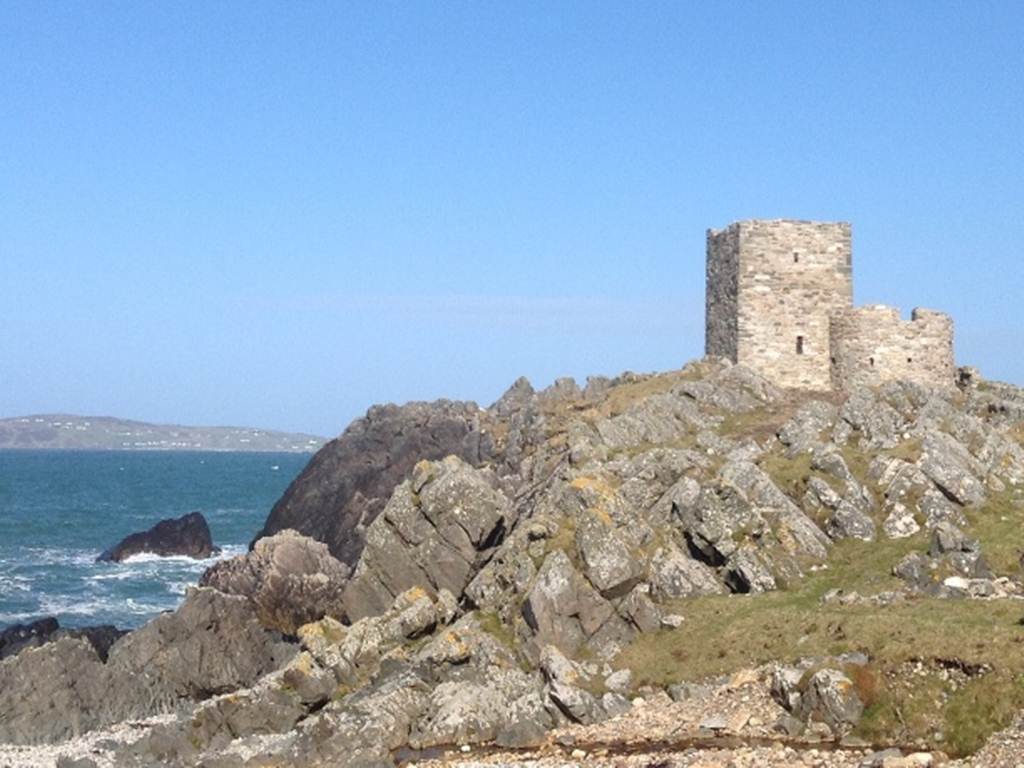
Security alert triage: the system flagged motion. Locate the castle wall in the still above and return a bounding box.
[705,225,740,360]
[706,219,853,390]
[830,306,955,391]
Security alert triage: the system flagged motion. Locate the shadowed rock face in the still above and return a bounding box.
[97,511,219,562]
[252,400,494,567]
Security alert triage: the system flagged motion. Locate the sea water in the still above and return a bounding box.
[0,450,309,630]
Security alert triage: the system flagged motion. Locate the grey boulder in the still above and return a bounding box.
[200,529,350,634]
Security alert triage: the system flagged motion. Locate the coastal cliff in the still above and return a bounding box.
[4,359,1024,767]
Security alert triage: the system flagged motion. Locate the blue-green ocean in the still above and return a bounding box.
[0,450,309,630]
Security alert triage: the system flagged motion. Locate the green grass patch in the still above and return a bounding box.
[613,536,1024,756]
[964,490,1024,577]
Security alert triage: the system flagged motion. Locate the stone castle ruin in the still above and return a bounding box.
[705,219,955,392]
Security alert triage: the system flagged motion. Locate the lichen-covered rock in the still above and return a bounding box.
[343,456,513,621]
[917,432,986,506]
[539,645,603,724]
[521,550,629,657]
[200,529,350,634]
[797,668,864,733]
[574,512,643,598]
[778,400,838,454]
[300,587,452,687]
[824,500,877,542]
[718,460,830,561]
[647,545,724,600]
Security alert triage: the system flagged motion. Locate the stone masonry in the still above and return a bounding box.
[830,306,955,390]
[705,219,955,392]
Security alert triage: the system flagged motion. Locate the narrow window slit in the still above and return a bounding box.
[796,336,804,355]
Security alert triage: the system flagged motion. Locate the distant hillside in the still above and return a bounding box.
[0,414,326,453]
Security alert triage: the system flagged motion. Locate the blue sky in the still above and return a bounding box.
[1,2,1022,436]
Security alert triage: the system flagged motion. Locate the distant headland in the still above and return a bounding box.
[0,414,326,453]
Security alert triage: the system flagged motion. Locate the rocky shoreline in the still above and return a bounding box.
[2,359,1024,766]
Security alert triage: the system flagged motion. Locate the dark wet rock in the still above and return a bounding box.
[253,400,494,567]
[0,617,59,660]
[98,511,219,562]
[342,456,513,622]
[200,529,350,634]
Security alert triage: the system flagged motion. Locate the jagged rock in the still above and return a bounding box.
[539,645,602,724]
[647,545,724,600]
[200,529,350,634]
[918,488,968,528]
[674,485,761,566]
[836,389,904,449]
[128,650,337,764]
[0,638,111,744]
[108,587,296,706]
[769,664,805,712]
[0,617,59,660]
[300,587,451,687]
[0,588,294,746]
[797,668,864,733]
[343,456,512,621]
[928,521,978,557]
[574,512,643,598]
[253,400,494,567]
[893,552,933,588]
[593,392,707,452]
[521,550,628,657]
[677,365,780,413]
[778,400,838,454]
[918,432,986,506]
[618,584,662,633]
[881,502,921,539]
[718,460,830,561]
[724,548,777,593]
[97,511,219,562]
[824,500,877,542]
[0,617,127,662]
[804,476,844,513]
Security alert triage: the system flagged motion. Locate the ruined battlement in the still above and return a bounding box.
[830,305,955,391]
[705,220,956,391]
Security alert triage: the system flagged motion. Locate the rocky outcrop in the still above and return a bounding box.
[252,400,494,567]
[200,529,350,634]
[97,511,219,562]
[0,588,295,745]
[342,456,513,621]
[0,617,126,662]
